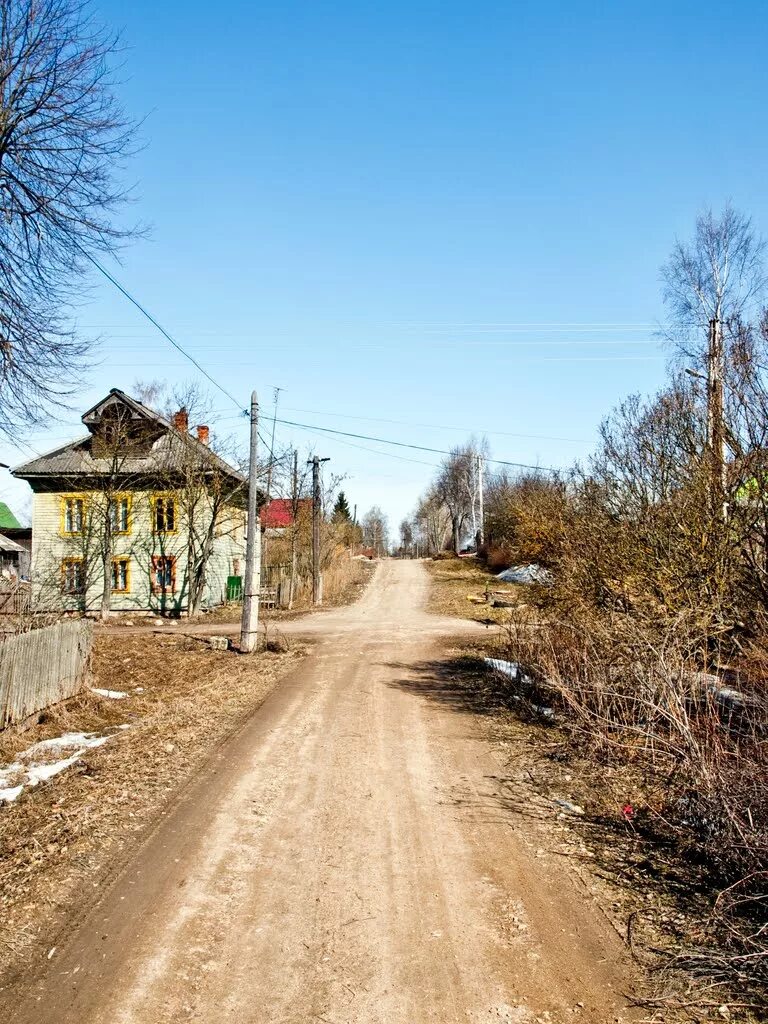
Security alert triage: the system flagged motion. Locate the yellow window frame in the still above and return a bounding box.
[111,556,131,593]
[110,493,132,535]
[152,492,178,535]
[61,557,85,595]
[60,494,87,537]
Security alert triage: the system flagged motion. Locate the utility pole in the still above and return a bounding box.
[240,392,261,653]
[476,454,485,550]
[706,317,727,520]
[288,448,298,609]
[261,387,282,570]
[308,455,330,605]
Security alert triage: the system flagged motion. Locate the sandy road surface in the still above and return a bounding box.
[4,561,637,1023]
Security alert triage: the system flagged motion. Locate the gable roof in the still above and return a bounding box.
[0,502,21,530]
[12,389,246,488]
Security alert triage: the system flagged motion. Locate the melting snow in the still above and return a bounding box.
[484,658,520,680]
[91,687,129,699]
[0,728,125,804]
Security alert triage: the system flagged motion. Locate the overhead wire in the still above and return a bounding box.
[78,251,289,463]
[273,418,559,473]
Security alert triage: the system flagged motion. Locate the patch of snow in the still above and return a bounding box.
[26,753,83,785]
[27,732,109,755]
[484,658,519,680]
[496,564,553,586]
[0,728,120,806]
[553,798,585,815]
[533,705,556,720]
[91,687,129,699]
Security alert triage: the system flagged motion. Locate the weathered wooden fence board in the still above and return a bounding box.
[0,620,94,729]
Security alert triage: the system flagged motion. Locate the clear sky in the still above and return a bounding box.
[2,1,767,530]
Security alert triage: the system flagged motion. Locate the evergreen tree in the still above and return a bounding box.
[332,491,352,522]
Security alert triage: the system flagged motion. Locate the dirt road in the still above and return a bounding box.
[4,561,637,1023]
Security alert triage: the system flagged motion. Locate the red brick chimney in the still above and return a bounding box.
[173,407,188,432]
[197,424,210,445]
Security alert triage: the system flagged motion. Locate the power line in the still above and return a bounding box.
[80,251,248,417]
[274,417,559,473]
[79,251,287,456]
[275,405,587,444]
[286,421,441,468]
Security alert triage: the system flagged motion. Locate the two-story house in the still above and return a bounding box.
[13,389,248,616]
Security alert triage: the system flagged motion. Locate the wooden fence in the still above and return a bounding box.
[0,619,94,729]
[0,579,31,616]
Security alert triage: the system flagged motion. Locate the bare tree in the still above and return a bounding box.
[362,506,389,557]
[661,205,766,360]
[414,488,450,555]
[398,518,414,557]
[436,443,482,554]
[0,0,139,438]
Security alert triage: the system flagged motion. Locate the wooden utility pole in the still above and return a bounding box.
[706,317,727,519]
[261,387,282,570]
[309,455,330,605]
[240,392,261,653]
[476,454,485,550]
[288,448,298,609]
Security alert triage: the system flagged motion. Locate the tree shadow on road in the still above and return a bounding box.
[381,654,504,717]
[382,653,554,824]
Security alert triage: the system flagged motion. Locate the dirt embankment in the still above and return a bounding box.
[0,631,306,982]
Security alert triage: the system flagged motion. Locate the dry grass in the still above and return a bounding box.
[0,632,306,980]
[433,639,765,1022]
[190,557,376,626]
[424,555,524,624]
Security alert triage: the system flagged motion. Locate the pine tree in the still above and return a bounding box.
[332,491,352,523]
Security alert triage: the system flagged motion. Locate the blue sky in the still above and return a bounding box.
[2,1,767,528]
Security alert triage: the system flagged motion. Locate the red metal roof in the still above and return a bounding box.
[260,498,310,529]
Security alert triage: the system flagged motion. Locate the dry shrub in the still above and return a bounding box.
[502,604,768,998]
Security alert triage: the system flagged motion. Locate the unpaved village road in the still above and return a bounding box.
[6,561,637,1024]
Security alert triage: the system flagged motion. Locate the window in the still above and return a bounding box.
[61,497,85,535]
[152,555,176,593]
[109,495,131,534]
[61,558,84,595]
[153,494,176,534]
[111,557,131,593]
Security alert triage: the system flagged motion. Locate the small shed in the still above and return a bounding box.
[0,532,26,577]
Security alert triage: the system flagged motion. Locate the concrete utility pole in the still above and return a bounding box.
[240,392,261,653]
[308,455,330,605]
[706,317,728,520]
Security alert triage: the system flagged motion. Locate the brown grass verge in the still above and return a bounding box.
[421,558,766,1019]
[186,556,377,626]
[0,631,306,981]
[424,555,527,624]
[441,635,765,1022]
